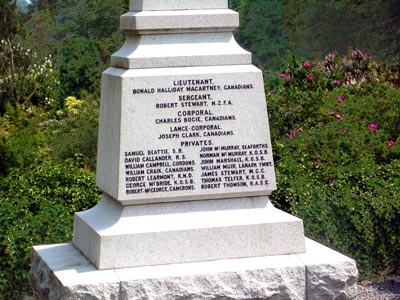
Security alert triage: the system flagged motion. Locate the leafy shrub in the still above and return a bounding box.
[0,159,101,299]
[47,95,99,171]
[58,37,104,100]
[0,105,48,177]
[269,50,400,277]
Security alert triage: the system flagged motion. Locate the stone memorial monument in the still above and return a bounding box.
[29,1,358,299]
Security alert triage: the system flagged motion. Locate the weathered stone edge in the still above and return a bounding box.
[29,239,358,300]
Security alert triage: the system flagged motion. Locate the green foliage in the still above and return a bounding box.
[30,0,58,12]
[0,39,58,112]
[16,9,60,61]
[269,51,400,277]
[0,0,18,40]
[274,158,400,277]
[234,0,399,89]
[269,49,398,140]
[56,0,127,64]
[56,0,127,40]
[47,95,99,170]
[234,0,288,88]
[0,159,101,299]
[0,105,49,176]
[11,0,128,105]
[58,37,103,100]
[283,0,400,60]
[228,0,240,10]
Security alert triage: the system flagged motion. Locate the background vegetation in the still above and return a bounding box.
[0,0,399,298]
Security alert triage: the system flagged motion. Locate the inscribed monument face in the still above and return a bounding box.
[97,65,276,204]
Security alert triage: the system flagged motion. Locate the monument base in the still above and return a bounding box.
[73,196,305,269]
[29,238,357,300]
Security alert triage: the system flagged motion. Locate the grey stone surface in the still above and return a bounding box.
[29,244,120,300]
[119,267,305,300]
[299,239,358,300]
[29,239,357,300]
[130,0,228,11]
[111,33,251,69]
[73,196,305,269]
[121,10,239,34]
[116,1,248,69]
[96,65,276,204]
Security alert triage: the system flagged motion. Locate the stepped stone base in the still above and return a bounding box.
[29,239,357,300]
[73,196,306,270]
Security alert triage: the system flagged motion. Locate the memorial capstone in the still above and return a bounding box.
[29,1,358,299]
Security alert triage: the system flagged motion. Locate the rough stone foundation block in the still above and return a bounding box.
[29,239,357,300]
[29,244,120,300]
[298,239,358,299]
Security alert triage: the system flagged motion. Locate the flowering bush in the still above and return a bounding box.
[323,49,392,87]
[269,50,400,277]
[0,39,58,113]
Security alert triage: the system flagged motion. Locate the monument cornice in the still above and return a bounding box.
[130,0,228,11]
[120,9,239,34]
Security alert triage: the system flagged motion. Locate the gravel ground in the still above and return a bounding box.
[357,274,400,300]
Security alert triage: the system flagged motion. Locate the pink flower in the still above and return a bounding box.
[307,73,314,81]
[341,127,347,132]
[333,79,340,86]
[325,109,335,116]
[289,131,297,138]
[312,157,320,163]
[335,114,342,119]
[298,128,303,133]
[337,95,344,103]
[368,123,379,131]
[388,140,394,147]
[375,78,380,83]
[371,145,377,150]
[304,61,313,68]
[280,72,291,81]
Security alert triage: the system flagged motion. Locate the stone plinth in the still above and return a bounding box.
[29,239,357,300]
[73,196,305,270]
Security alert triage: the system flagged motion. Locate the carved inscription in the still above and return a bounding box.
[124,75,274,198]
[199,144,272,190]
[125,148,195,195]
